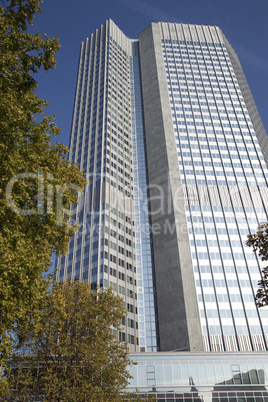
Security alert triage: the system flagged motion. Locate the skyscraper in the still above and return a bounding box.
[55,20,268,355]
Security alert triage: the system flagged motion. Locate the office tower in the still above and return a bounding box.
[55,20,268,355]
[56,21,157,353]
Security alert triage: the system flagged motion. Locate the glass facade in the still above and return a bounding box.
[55,20,157,352]
[158,23,268,352]
[127,352,268,401]
[130,42,157,352]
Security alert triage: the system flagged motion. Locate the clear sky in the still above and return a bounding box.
[30,0,268,147]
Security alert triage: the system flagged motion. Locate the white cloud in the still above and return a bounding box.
[116,0,182,23]
[236,46,268,74]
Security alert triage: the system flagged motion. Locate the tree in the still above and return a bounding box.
[247,223,268,307]
[5,281,132,401]
[0,0,86,371]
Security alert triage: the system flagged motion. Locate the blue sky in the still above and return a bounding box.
[31,0,268,147]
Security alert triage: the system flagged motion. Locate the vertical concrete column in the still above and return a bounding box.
[139,23,203,352]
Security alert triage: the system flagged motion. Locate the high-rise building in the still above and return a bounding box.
[55,20,268,357]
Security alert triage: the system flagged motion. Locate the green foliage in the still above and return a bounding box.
[0,0,86,375]
[5,282,132,401]
[247,223,268,307]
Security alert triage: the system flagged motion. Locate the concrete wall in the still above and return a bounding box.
[139,23,203,352]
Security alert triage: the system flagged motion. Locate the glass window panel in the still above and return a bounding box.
[240,365,250,385]
[233,373,242,384]
[214,364,225,384]
[188,363,198,385]
[155,366,164,385]
[223,364,233,384]
[249,369,259,384]
[137,366,147,387]
[128,365,137,387]
[147,372,154,380]
[197,364,208,385]
[263,364,268,383]
[172,365,181,385]
[206,364,216,384]
[257,368,265,384]
[180,363,190,385]
[163,365,173,385]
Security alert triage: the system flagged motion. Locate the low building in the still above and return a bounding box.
[127,352,268,400]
